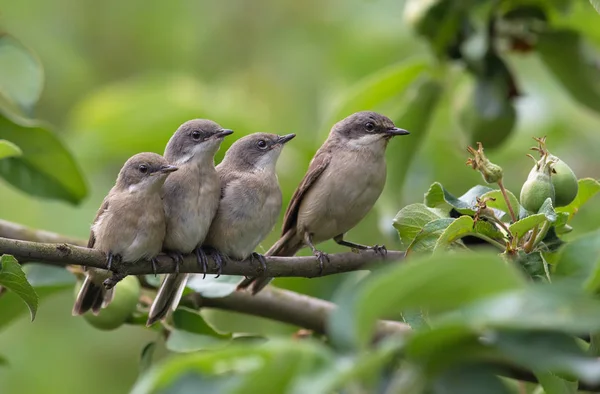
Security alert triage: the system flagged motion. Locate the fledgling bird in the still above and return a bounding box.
[72,152,178,316]
[203,132,295,268]
[146,119,232,326]
[238,111,409,294]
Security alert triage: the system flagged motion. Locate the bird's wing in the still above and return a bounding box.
[87,198,109,249]
[281,147,331,235]
[217,165,242,200]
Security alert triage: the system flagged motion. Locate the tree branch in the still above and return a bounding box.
[0,236,404,278]
[193,287,411,340]
[0,219,85,245]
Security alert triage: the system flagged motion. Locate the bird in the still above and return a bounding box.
[203,132,295,272]
[72,152,178,316]
[146,119,232,326]
[237,111,409,294]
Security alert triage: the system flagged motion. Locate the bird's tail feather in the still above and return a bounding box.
[237,230,302,294]
[146,273,189,326]
[72,275,109,316]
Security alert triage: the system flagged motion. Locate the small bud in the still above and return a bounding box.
[466,142,504,184]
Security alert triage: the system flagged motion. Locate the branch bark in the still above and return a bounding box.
[0,219,85,245]
[194,287,411,340]
[0,236,404,278]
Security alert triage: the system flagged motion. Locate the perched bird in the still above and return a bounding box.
[146,119,232,326]
[238,111,409,294]
[203,132,295,268]
[73,152,177,316]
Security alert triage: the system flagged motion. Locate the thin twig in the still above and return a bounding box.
[497,179,518,223]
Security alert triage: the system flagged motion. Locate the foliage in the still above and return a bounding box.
[1,1,600,393]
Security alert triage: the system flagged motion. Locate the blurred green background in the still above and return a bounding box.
[1,0,599,393]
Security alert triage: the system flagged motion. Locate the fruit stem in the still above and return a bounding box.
[470,233,507,251]
[524,225,539,253]
[497,179,518,223]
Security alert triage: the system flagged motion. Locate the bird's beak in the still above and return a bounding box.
[385,127,410,136]
[277,133,296,144]
[214,129,234,139]
[158,165,178,174]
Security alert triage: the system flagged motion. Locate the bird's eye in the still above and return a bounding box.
[257,140,268,149]
[139,164,149,174]
[365,122,375,132]
[192,130,202,140]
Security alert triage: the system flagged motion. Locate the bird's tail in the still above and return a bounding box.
[146,273,189,326]
[72,275,114,316]
[237,230,303,295]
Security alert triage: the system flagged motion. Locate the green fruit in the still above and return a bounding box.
[520,172,555,212]
[74,275,141,331]
[550,157,578,207]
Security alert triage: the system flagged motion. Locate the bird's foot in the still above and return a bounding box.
[250,252,268,274]
[167,252,184,274]
[205,247,227,278]
[369,244,387,255]
[103,272,126,290]
[106,252,122,271]
[147,257,159,276]
[313,250,329,276]
[194,247,209,279]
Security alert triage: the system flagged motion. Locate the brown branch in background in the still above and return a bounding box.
[0,219,85,245]
[194,287,411,340]
[0,236,404,278]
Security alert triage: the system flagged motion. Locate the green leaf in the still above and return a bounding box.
[0,34,44,116]
[0,255,38,321]
[514,251,548,282]
[186,275,242,298]
[493,331,600,384]
[554,229,600,290]
[132,340,333,394]
[0,354,7,367]
[442,284,600,333]
[166,308,231,353]
[535,371,578,394]
[381,76,443,210]
[591,0,600,14]
[0,111,87,204]
[139,342,156,376]
[481,189,521,221]
[424,182,493,214]
[393,203,442,248]
[432,365,515,394]
[0,139,21,159]
[537,30,600,114]
[407,218,455,253]
[433,215,474,252]
[0,263,74,329]
[459,52,517,149]
[166,330,227,353]
[509,214,546,238]
[328,252,526,349]
[557,178,600,218]
[328,58,428,125]
[538,198,557,223]
[409,0,466,59]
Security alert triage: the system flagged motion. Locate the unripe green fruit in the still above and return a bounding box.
[520,172,555,212]
[550,158,578,207]
[74,275,141,331]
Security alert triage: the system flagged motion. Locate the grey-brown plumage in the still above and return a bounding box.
[238,111,409,294]
[146,119,232,326]
[73,152,177,316]
[203,132,295,264]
